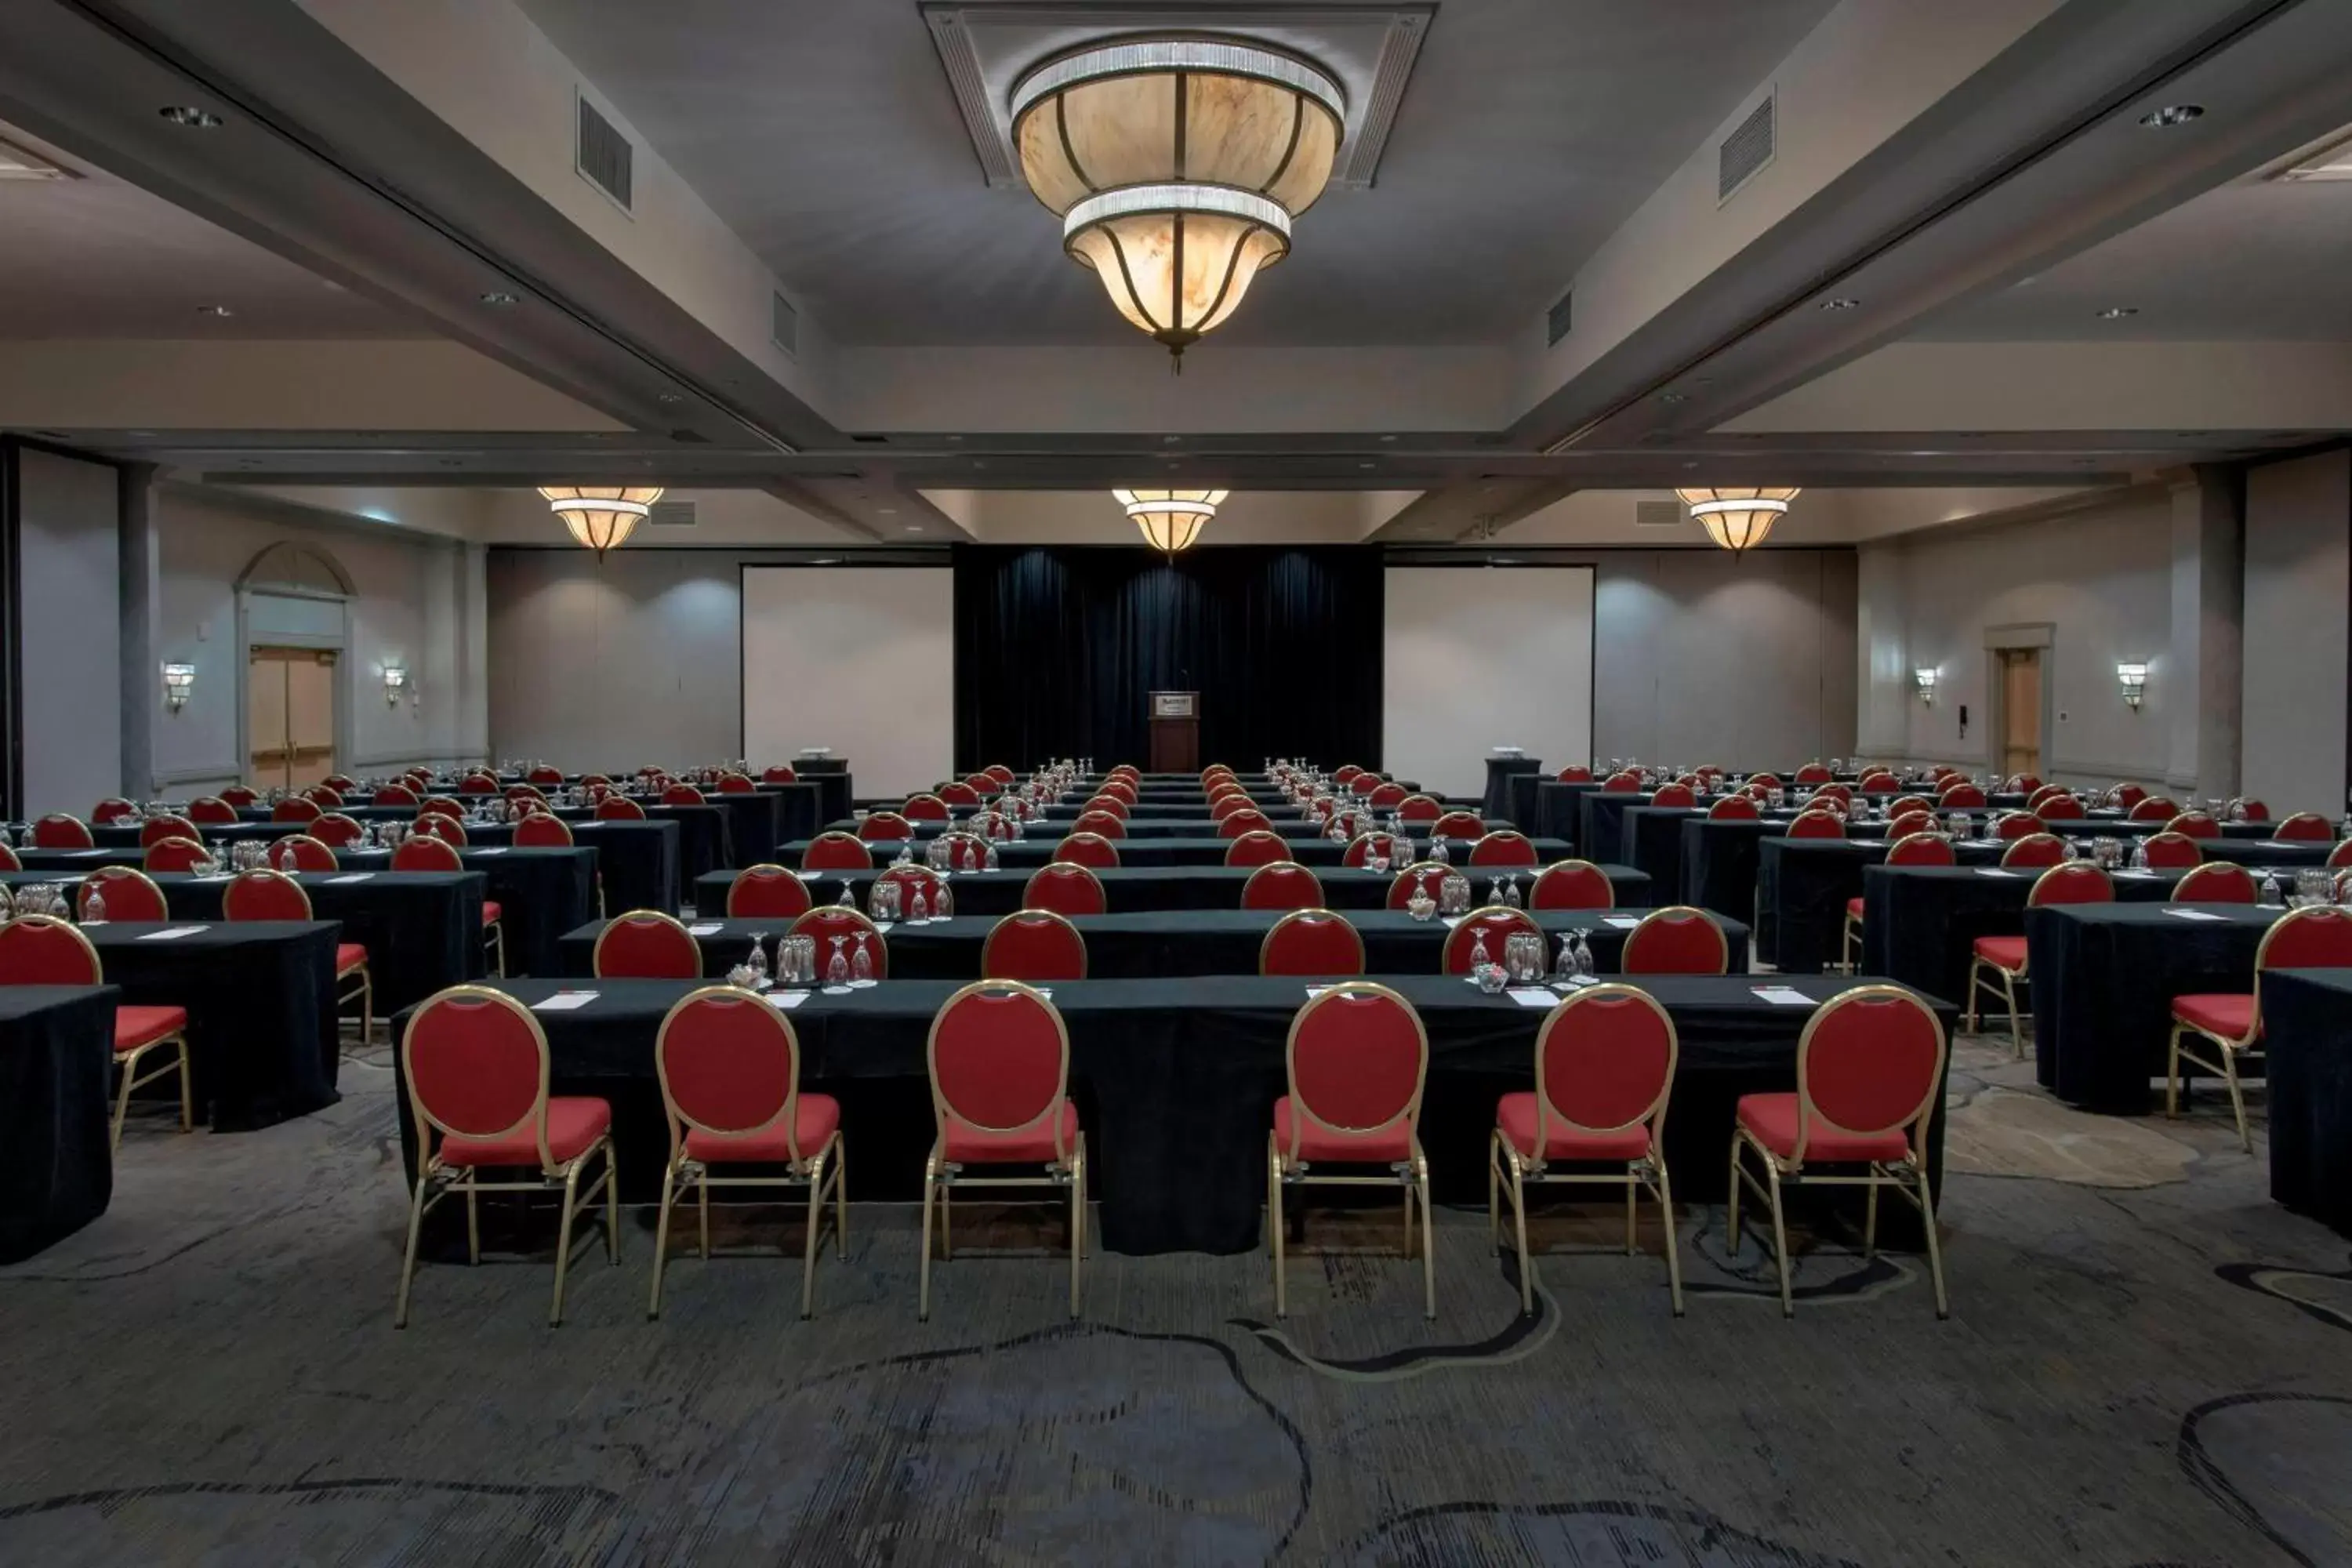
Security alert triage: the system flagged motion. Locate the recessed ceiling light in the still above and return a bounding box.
[655,392,682,405]
[158,106,222,128]
[902,524,923,532]
[811,557,840,565]
[2140,104,2205,129]
[479,290,518,306]
[1358,462,1374,470]
[196,304,234,317]
[2096,306,2140,319]
[1380,434,1398,442]
[877,506,898,515]
[1818,297,1860,310]
[1163,434,1181,444]
[1658,390,1687,405]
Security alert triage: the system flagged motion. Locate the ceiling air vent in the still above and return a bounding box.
[576,94,633,212]
[1635,499,1686,528]
[771,292,799,358]
[1718,92,1776,204]
[1546,289,1573,347]
[645,500,697,529]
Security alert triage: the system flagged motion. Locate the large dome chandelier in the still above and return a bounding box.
[1012,37,1345,368]
[1675,487,1799,554]
[539,485,662,558]
[1117,488,1226,555]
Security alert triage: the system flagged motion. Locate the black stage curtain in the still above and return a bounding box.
[953,545,1383,770]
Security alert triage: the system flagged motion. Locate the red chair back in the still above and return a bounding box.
[219,785,260,808]
[143,837,211,874]
[2000,833,2066,870]
[1207,792,1250,820]
[1555,766,1593,783]
[417,797,466,821]
[2258,906,2352,982]
[83,866,169,921]
[2129,797,2178,822]
[1053,832,1120,869]
[1386,862,1448,909]
[1530,860,1613,911]
[2166,811,2222,840]
[372,785,419,808]
[0,842,17,872]
[1063,809,1122,840]
[1261,909,1364,976]
[1225,829,1290,867]
[1794,986,1945,1163]
[2035,795,2085,822]
[1707,795,1759,821]
[1023,862,1106,916]
[1991,811,2040,841]
[92,797,138,826]
[803,831,873,870]
[1214,809,1269,840]
[1602,772,1642,793]
[1430,811,1486,840]
[415,814,468,848]
[0,913,102,984]
[505,786,547,808]
[982,910,1087,981]
[1937,784,1986,809]
[514,812,575,847]
[716,774,757,795]
[2332,839,2352,871]
[728,865,813,918]
[1533,985,1677,1160]
[786,906,888,978]
[1787,811,1845,840]
[459,773,501,796]
[1886,832,1955,867]
[138,814,198,848]
[187,796,239,824]
[593,910,702,979]
[403,987,554,1164]
[268,834,337,873]
[1650,782,1696,808]
[596,795,648,821]
[2141,831,2201,869]
[1888,795,1932,818]
[657,986,812,1156]
[1468,831,1537,867]
[903,793,950,822]
[2174,862,2257,903]
[528,767,567,787]
[392,835,463,873]
[656,784,704,807]
[928,982,1072,1159]
[1396,794,1443,824]
[1621,907,1729,975]
[1367,782,1407,809]
[1794,764,1833,786]
[2029,862,2112,906]
[2234,798,2271,822]
[223,867,313,921]
[2274,812,2332,842]
[1858,771,1899,793]
[762,765,799,784]
[1747,773,1781,791]
[1350,774,1381,798]
[939,781,982,808]
[1098,779,1138,806]
[1334,765,1363,785]
[1809,783,1853,808]
[984,764,1014,786]
[1081,794,1131,820]
[1282,984,1425,1159]
[1340,832,1408,869]
[1887,810,1936,839]
[1442,907,1541,974]
[2024,783,2067,810]
[311,812,366,848]
[303,786,344,810]
[1242,861,1323,911]
[2110,782,2148,810]
[859,811,914,841]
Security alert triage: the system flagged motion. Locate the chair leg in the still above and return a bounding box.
[802,1152,826,1320]
[1764,1163,1795,1319]
[940,1181,952,1260]
[1402,1184,1414,1259]
[2165,1024,2185,1119]
[1269,1138,1287,1319]
[1624,1174,1637,1255]
[1864,1174,1880,1260]
[466,1186,481,1265]
[1068,1146,1085,1321]
[2003,969,2024,1058]
[1653,1163,1685,1317]
[649,1163,679,1319]
[698,1177,711,1260]
[174,1037,192,1133]
[918,1159,938,1321]
[1509,1157,1534,1317]
[1841,913,1859,975]
[1916,1166,1951,1319]
[1964,957,1984,1033]
[2221,1044,2252,1153]
[1725,1131,1746,1254]
[394,1169,431,1329]
[361,971,374,1048]
[603,1145,620,1264]
[109,1051,136,1153]
[1417,1158,1435,1321]
[833,1138,849,1261]
[1486,1132,1501,1254]
[550,1164,584,1327]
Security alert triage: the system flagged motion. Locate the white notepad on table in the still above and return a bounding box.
[1508,988,1560,1008]
[136,926,206,942]
[531,990,599,1011]
[2163,908,2228,922]
[767,991,809,1010]
[687,923,723,936]
[1602,915,1642,928]
[1973,868,2019,878]
[325,873,376,884]
[471,846,510,856]
[1750,985,1816,1006]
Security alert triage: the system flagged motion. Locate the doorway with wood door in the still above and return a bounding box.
[1995,647,2043,780]
[249,646,339,791]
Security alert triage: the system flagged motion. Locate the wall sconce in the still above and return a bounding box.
[382,665,408,707]
[1913,667,1938,705]
[161,662,194,713]
[2117,661,2148,710]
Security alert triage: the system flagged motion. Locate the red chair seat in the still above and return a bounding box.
[335,942,368,977]
[2171,993,2255,1040]
[1494,1091,1651,1163]
[482,900,503,925]
[681,1094,843,1164]
[1736,1093,1911,1163]
[1272,1095,1410,1164]
[1971,935,2027,972]
[942,1101,1081,1165]
[437,1097,612,1167]
[114,1005,187,1053]
[1846,896,1864,921]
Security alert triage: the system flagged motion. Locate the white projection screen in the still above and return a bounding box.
[741,566,954,800]
[1382,565,1595,798]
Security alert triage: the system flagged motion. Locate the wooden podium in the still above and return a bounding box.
[1148,691,1198,773]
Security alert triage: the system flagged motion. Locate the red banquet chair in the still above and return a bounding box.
[506,786,548,810]
[1429,811,1485,840]
[903,793,950,822]
[186,795,238,825]
[1098,779,1139,808]
[1023,862,1106,916]
[2035,795,2086,822]
[1729,984,1951,1319]
[416,795,466,822]
[648,985,846,1319]
[1650,782,1697,809]
[1334,765,1364,786]
[312,812,367,849]
[716,774,757,796]
[76,864,162,921]
[1242,862,1323,911]
[224,868,374,1044]
[415,813,469,847]
[1967,862,2112,1054]
[960,773,996,797]
[1556,766,1593,783]
[267,834,337,874]
[2005,774,2042,795]
[761,765,799,785]
[1350,774,1381,798]
[939,781,982,808]
[727,864,813,919]
[659,784,706,808]
[2024,783,2067,811]
[143,837,211,874]
[1215,809,1272,840]
[802,831,873,871]
[0,913,190,1150]
[2169,906,2352,1152]
[136,814,197,849]
[2231,798,2271,823]
[596,795,648,821]
[2141,830,2201,869]
[593,910,703,980]
[2109,782,2150,811]
[2001,833,2067,870]
[0,842,17,873]
[786,906,888,980]
[1386,862,1448,910]
[394,985,617,1327]
[1887,794,1933,818]
[1787,810,1846,840]
[2129,797,2179,822]
[1396,794,1443,824]
[1225,829,1290,868]
[1602,772,1642,794]
[372,783,419,808]
[2332,839,2352,872]
[303,786,344,811]
[1071,809,1127,840]
[394,835,506,975]
[1621,907,1730,975]
[984,764,1016,787]
[514,812,575,847]
[1469,831,1538,867]
[2274,811,2333,842]
[1443,907,1543,975]
[1261,909,1364,976]
[2174,862,2257,904]
[1269,982,1434,1319]
[920,980,1087,1319]
[1341,832,1409,870]
[1858,770,1900,793]
[1887,810,1936,840]
[1937,783,1987,809]
[1368,782,1407,809]
[1207,791,1250,820]
[1081,794,1131,820]
[1809,782,1853,809]
[1793,764,1833,786]
[1991,811,2040,841]
[1053,832,1120,870]
[859,811,915,841]
[526,767,566,789]
[1530,860,1613,911]
[1490,983,1683,1316]
[92,797,139,826]
[982,909,1087,982]
[1708,795,1759,822]
[218,785,260,808]
[456,771,502,797]
[1842,831,1955,970]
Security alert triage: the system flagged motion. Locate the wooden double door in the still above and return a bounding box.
[249,645,338,791]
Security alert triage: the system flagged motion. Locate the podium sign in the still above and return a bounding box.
[1149,690,1199,772]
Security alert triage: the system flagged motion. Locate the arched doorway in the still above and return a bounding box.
[236,543,355,790]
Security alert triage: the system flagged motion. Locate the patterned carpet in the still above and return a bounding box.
[2,1032,2348,1566]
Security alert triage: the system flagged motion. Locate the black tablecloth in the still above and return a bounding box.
[1483,756,1541,819]
[826,816,1508,844]
[1533,780,1604,845]
[395,971,1947,1255]
[1756,837,2006,973]
[1507,770,1552,832]
[2262,969,2352,1238]
[706,861,1654,917]
[558,908,1747,982]
[782,834,1570,873]
[86,921,339,1131]
[789,759,852,825]
[2027,902,2281,1112]
[1858,863,2185,1007]
[0,984,118,1263]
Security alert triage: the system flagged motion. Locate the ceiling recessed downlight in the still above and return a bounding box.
[158,106,222,128]
[479,290,519,307]
[2096,306,2140,319]
[2140,104,2205,129]
[195,304,234,318]
[1817,297,1860,310]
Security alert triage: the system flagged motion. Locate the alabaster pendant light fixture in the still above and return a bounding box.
[1675,486,1799,554]
[539,485,663,558]
[1012,36,1345,367]
[1117,488,1226,554]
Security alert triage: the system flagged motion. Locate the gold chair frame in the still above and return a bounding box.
[1242,859,1323,910]
[1840,833,1951,972]
[15,915,194,1149]
[226,868,374,1045]
[1259,907,1363,976]
[1964,862,2111,1055]
[2165,907,2350,1152]
[1624,906,1731,976]
[592,909,699,980]
[982,908,1087,980]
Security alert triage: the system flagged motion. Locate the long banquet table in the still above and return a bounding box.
[821,816,1514,844]
[776,835,1573,873]
[1856,862,2190,1007]
[393,971,1951,1255]
[0,984,118,1263]
[2261,968,2352,1238]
